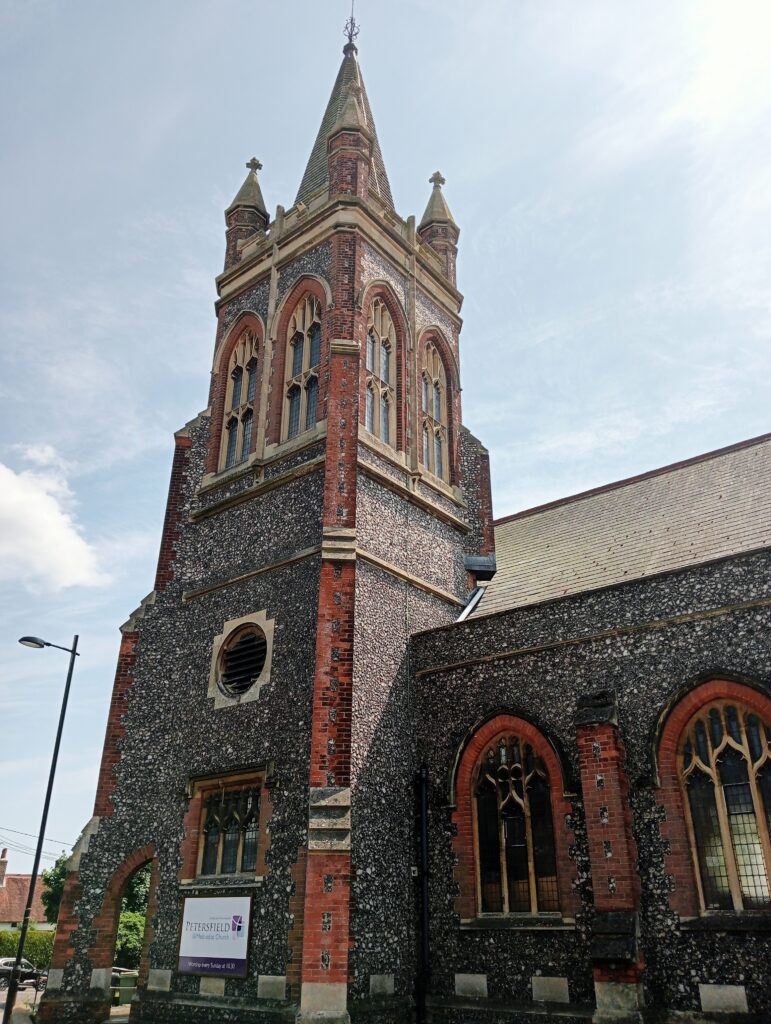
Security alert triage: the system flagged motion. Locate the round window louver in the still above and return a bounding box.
[220,628,267,696]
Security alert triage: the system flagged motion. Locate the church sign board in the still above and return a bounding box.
[178,896,252,977]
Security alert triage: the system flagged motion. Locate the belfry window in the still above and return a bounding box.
[475,734,559,914]
[199,784,261,877]
[420,341,448,481]
[284,295,322,440]
[680,701,771,911]
[220,329,259,470]
[363,298,396,446]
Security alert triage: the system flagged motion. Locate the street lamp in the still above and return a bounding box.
[1,635,79,1024]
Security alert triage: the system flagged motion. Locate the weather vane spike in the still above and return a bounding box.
[344,0,359,48]
[246,157,263,173]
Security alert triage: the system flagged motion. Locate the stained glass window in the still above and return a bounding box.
[380,393,390,443]
[231,366,243,409]
[366,386,375,433]
[365,299,396,449]
[680,701,771,911]
[240,410,253,462]
[246,358,257,402]
[310,323,321,368]
[287,385,301,439]
[225,418,238,468]
[305,377,318,431]
[420,341,449,480]
[199,786,261,877]
[475,734,559,914]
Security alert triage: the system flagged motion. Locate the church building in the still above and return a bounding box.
[39,24,771,1024]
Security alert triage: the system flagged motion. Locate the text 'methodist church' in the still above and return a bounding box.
[40,24,771,1024]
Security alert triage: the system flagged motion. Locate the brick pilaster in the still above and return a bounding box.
[154,431,192,591]
[575,691,644,1020]
[298,229,363,1021]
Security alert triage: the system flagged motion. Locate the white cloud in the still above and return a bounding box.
[0,454,109,592]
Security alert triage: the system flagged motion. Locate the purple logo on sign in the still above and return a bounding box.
[231,915,243,936]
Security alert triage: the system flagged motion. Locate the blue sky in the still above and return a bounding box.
[1,0,769,872]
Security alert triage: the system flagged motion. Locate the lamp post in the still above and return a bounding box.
[2,636,79,1024]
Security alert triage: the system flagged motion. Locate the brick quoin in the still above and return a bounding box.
[657,678,771,918]
[93,630,137,817]
[298,226,364,1002]
[451,714,578,921]
[154,433,192,591]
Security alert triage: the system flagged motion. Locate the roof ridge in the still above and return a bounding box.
[495,431,771,528]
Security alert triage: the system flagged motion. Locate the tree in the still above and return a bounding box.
[40,853,69,925]
[114,912,145,969]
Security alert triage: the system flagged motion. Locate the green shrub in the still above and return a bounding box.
[0,928,55,968]
[114,912,145,970]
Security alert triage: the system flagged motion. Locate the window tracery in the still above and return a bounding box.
[475,733,559,914]
[221,329,258,469]
[363,298,395,446]
[199,783,262,877]
[420,341,448,480]
[680,700,771,911]
[284,296,323,440]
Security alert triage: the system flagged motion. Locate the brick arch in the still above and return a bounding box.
[206,313,265,474]
[88,845,159,971]
[450,713,577,921]
[359,281,409,451]
[656,677,771,917]
[417,327,461,484]
[266,276,332,445]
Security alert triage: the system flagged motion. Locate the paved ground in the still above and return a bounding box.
[0,988,130,1021]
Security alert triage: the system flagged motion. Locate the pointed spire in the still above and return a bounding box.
[295,34,394,210]
[227,157,268,219]
[419,171,457,231]
[333,81,370,137]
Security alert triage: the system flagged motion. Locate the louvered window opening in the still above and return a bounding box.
[200,786,261,876]
[221,630,267,696]
[476,734,559,915]
[681,701,771,911]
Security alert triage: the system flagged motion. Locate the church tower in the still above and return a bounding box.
[40,22,493,1024]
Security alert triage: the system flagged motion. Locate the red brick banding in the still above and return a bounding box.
[154,433,192,591]
[93,631,138,818]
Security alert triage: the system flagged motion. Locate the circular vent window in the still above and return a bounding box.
[220,627,268,697]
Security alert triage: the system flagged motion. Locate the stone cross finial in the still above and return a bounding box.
[429,171,446,188]
[246,157,263,173]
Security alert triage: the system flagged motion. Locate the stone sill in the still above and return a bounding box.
[680,912,771,933]
[460,915,576,932]
[179,875,265,894]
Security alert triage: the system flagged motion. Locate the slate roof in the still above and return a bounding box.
[295,45,394,211]
[0,876,47,925]
[473,433,771,618]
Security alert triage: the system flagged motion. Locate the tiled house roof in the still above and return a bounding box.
[0,876,48,926]
[474,433,771,618]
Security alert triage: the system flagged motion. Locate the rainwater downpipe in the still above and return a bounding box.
[417,763,431,1024]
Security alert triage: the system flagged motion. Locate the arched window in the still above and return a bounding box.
[420,341,448,480]
[680,701,771,911]
[198,784,262,877]
[220,329,259,470]
[284,295,322,440]
[475,733,559,914]
[363,298,396,447]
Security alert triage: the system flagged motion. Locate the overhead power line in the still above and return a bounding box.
[0,825,74,847]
